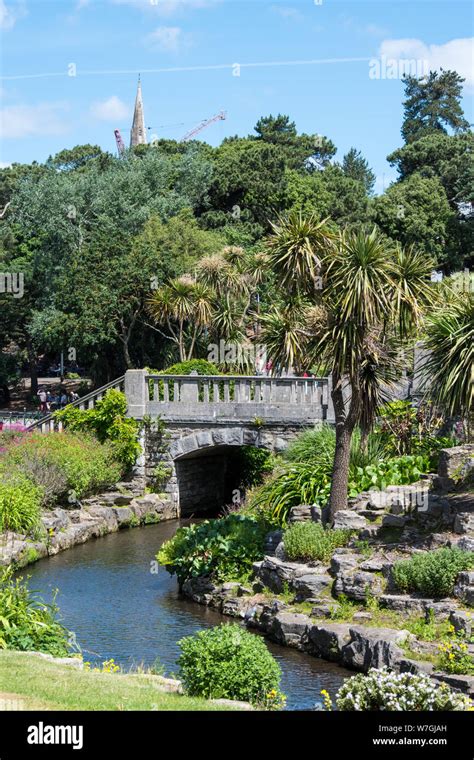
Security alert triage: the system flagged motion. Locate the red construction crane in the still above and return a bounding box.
[114,129,126,155]
[180,111,226,142]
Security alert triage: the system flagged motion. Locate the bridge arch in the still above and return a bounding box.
[167,426,294,517]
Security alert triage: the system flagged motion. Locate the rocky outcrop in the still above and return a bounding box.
[0,487,177,568]
[333,570,385,602]
[252,556,329,595]
[340,626,411,670]
[454,571,474,607]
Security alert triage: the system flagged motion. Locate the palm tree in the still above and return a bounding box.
[422,291,474,440]
[264,218,435,521]
[147,276,215,362]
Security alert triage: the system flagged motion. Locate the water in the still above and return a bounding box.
[19,520,349,710]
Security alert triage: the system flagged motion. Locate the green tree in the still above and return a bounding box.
[401,70,470,144]
[372,174,454,265]
[342,148,376,195]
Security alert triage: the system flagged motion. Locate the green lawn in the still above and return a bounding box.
[0,651,240,711]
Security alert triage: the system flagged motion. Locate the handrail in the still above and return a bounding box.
[26,375,125,432]
[146,374,326,382]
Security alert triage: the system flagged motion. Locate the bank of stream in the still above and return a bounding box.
[17,519,350,710]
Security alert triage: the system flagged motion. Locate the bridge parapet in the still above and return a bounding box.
[142,372,334,424]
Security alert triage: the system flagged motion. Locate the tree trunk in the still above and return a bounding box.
[26,342,38,398]
[327,373,361,524]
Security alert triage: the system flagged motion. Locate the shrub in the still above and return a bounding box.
[332,668,471,711]
[55,389,141,469]
[283,522,352,563]
[157,514,268,584]
[160,360,220,376]
[0,568,71,656]
[248,426,432,526]
[177,624,284,707]
[0,476,42,533]
[0,431,121,504]
[392,547,474,598]
[437,637,474,675]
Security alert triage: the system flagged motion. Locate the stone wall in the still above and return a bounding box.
[142,421,305,517]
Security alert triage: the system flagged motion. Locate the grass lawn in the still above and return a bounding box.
[0,651,241,711]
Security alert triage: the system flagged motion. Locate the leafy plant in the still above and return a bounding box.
[157,514,268,584]
[0,568,71,656]
[284,521,352,563]
[55,389,140,469]
[0,476,42,533]
[437,636,474,675]
[177,623,284,707]
[392,547,474,598]
[332,667,471,711]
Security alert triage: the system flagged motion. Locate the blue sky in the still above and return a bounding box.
[1,0,472,192]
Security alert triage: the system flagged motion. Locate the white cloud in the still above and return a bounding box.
[147,25,183,51]
[111,0,216,16]
[0,0,26,30]
[0,102,69,139]
[90,95,130,121]
[0,161,12,169]
[378,37,474,87]
[271,5,303,22]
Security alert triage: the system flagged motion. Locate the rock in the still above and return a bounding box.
[181,576,218,605]
[431,673,474,698]
[263,530,283,556]
[398,658,434,676]
[274,542,286,560]
[424,600,458,620]
[292,574,332,601]
[454,571,474,607]
[307,623,352,661]
[367,490,393,510]
[379,594,456,618]
[334,570,384,602]
[454,512,474,535]
[438,445,474,490]
[111,507,134,527]
[457,536,474,552]
[359,526,380,540]
[310,604,336,619]
[330,550,360,575]
[341,626,411,671]
[221,597,254,618]
[382,514,406,528]
[310,505,323,523]
[359,557,388,572]
[268,612,311,648]
[353,612,372,622]
[333,511,368,530]
[449,610,473,638]
[210,698,254,710]
[288,505,312,523]
[41,508,70,533]
[253,556,326,594]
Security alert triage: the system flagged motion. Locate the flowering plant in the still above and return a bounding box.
[325,668,472,711]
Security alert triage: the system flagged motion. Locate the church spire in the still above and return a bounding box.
[130,75,147,147]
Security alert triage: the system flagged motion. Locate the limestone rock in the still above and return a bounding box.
[307,623,352,661]
[292,573,331,601]
[268,612,311,648]
[341,626,410,671]
[330,550,360,575]
[334,570,384,602]
[333,511,368,530]
[454,571,474,606]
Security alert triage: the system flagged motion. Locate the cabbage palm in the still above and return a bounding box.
[265,219,434,521]
[422,292,474,440]
[148,276,215,361]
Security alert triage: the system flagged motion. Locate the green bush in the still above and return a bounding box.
[284,522,352,563]
[177,624,284,707]
[249,425,432,526]
[0,431,121,504]
[0,568,71,656]
[157,514,268,584]
[160,360,220,376]
[55,389,141,469]
[0,476,42,533]
[392,548,474,598]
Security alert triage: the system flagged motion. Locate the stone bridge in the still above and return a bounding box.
[32,369,334,516]
[127,370,334,515]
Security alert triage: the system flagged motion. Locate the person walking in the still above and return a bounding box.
[38,388,47,413]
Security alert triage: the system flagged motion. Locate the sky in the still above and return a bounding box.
[0,0,473,192]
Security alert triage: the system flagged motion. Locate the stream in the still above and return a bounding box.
[19,519,350,710]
